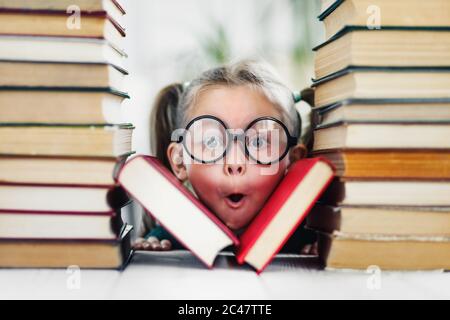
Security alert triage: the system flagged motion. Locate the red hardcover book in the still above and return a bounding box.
[117,155,239,269]
[236,158,335,273]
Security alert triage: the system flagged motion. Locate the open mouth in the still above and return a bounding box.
[225,193,246,209]
[228,194,244,203]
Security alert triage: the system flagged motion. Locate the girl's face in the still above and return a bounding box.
[170,85,297,231]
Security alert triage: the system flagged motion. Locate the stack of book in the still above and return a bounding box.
[308,0,450,270]
[0,0,134,269]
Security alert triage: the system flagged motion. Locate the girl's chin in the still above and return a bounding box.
[220,214,254,231]
[219,218,243,231]
[212,202,259,231]
[224,222,245,231]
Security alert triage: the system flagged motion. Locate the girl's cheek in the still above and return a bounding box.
[248,161,289,187]
[185,164,221,189]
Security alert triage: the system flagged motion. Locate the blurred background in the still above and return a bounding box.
[122,0,324,154]
[120,0,325,235]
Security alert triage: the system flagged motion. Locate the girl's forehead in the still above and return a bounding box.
[189,85,282,127]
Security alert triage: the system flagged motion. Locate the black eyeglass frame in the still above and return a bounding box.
[172,115,299,165]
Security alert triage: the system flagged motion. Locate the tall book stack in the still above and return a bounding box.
[308,0,450,270]
[0,0,134,269]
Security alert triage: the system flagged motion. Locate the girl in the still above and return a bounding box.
[134,60,317,254]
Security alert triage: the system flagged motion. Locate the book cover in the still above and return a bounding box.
[236,158,335,273]
[117,155,239,269]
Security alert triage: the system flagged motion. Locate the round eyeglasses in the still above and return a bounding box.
[172,115,298,165]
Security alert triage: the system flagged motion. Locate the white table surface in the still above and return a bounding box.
[0,251,448,300]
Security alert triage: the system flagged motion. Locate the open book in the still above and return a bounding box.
[118,156,334,272]
[117,156,239,268]
[236,158,335,273]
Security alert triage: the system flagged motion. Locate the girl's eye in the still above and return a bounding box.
[203,135,223,150]
[249,136,268,149]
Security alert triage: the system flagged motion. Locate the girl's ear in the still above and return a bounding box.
[167,142,188,182]
[288,143,307,165]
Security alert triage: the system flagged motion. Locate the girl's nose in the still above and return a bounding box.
[224,139,246,176]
